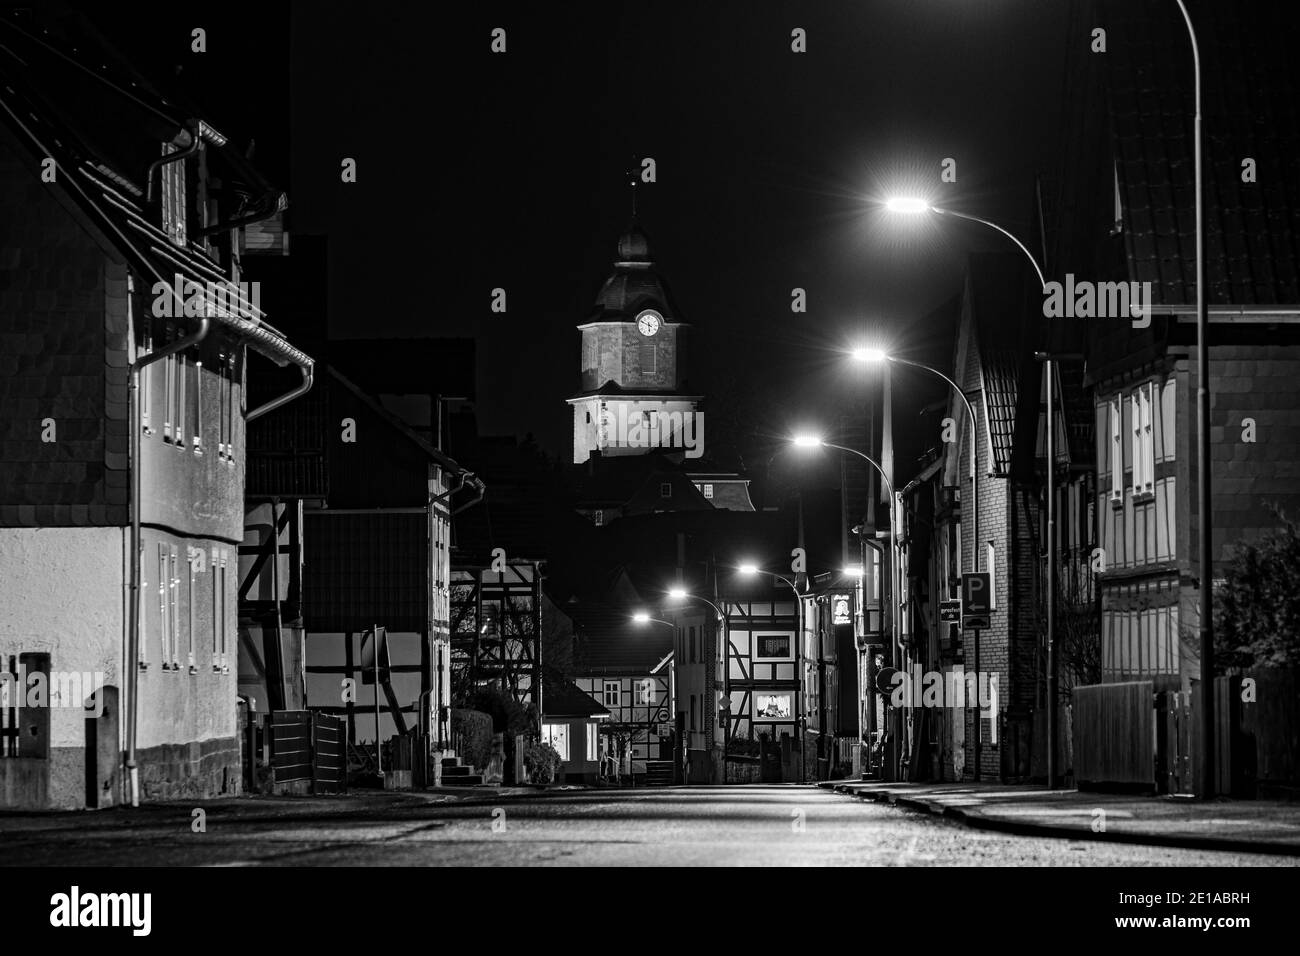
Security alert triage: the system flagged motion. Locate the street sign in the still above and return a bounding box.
[961,572,991,630]
[940,600,961,623]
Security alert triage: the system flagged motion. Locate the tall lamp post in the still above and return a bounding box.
[881,197,1051,785]
[1172,0,1213,801]
[666,588,728,773]
[791,435,902,778]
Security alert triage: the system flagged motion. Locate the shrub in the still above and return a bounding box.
[450,708,493,771]
[1214,508,1300,670]
[524,742,563,784]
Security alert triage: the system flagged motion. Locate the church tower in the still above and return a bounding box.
[568,222,702,464]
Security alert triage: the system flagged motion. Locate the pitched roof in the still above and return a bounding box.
[542,674,611,719]
[1102,0,1300,305]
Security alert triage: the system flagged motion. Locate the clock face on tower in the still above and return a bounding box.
[636,309,662,336]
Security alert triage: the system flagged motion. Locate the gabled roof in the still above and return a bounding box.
[542,674,611,719]
[1102,0,1300,306]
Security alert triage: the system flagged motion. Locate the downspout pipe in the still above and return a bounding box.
[146,123,201,205]
[127,316,210,807]
[246,363,313,423]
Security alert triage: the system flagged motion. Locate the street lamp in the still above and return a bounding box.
[881,198,1047,291]
[790,436,899,656]
[878,201,1049,785]
[850,347,979,579]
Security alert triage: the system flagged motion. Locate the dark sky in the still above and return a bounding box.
[79,0,1078,464]
[282,1,1078,462]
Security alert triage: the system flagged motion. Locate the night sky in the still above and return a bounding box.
[80,0,1077,466]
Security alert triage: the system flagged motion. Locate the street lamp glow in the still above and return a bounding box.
[884,197,931,214]
[851,347,889,363]
[791,435,823,449]
[737,563,760,576]
[667,587,688,600]
[632,611,651,624]
[842,564,865,578]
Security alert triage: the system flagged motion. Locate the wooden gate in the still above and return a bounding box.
[311,712,346,794]
[266,710,347,794]
[1073,681,1155,789]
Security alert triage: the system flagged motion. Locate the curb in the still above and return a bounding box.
[820,782,1300,857]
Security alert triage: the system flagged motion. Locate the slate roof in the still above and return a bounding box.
[1101,0,1300,305]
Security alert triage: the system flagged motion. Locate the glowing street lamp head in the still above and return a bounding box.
[737,563,760,576]
[851,347,889,363]
[667,587,688,600]
[791,435,824,449]
[632,611,651,624]
[842,564,865,578]
[884,197,931,214]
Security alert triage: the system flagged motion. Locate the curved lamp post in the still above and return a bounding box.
[666,588,728,766]
[881,198,1052,784]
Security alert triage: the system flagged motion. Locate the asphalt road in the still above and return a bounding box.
[4,785,1293,866]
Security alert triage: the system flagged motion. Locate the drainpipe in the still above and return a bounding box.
[246,365,313,423]
[146,123,201,206]
[127,315,210,808]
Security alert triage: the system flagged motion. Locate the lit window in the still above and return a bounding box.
[542,723,569,761]
[603,680,620,707]
[586,724,598,762]
[702,483,714,499]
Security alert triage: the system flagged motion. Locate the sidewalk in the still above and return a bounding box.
[820,780,1300,856]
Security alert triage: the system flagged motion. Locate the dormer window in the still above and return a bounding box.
[160,142,187,247]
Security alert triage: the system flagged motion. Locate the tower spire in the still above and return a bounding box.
[627,157,638,219]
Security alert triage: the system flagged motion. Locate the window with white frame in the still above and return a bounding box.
[169,546,180,667]
[187,548,198,670]
[1131,383,1154,495]
[1109,395,1123,502]
[702,483,714,499]
[586,723,598,761]
[139,544,148,667]
[635,679,655,705]
[541,723,569,760]
[218,548,228,668]
[160,142,187,247]
[158,544,170,667]
[603,680,620,707]
[211,546,221,666]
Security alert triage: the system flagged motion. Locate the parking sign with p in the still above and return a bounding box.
[961,572,991,630]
